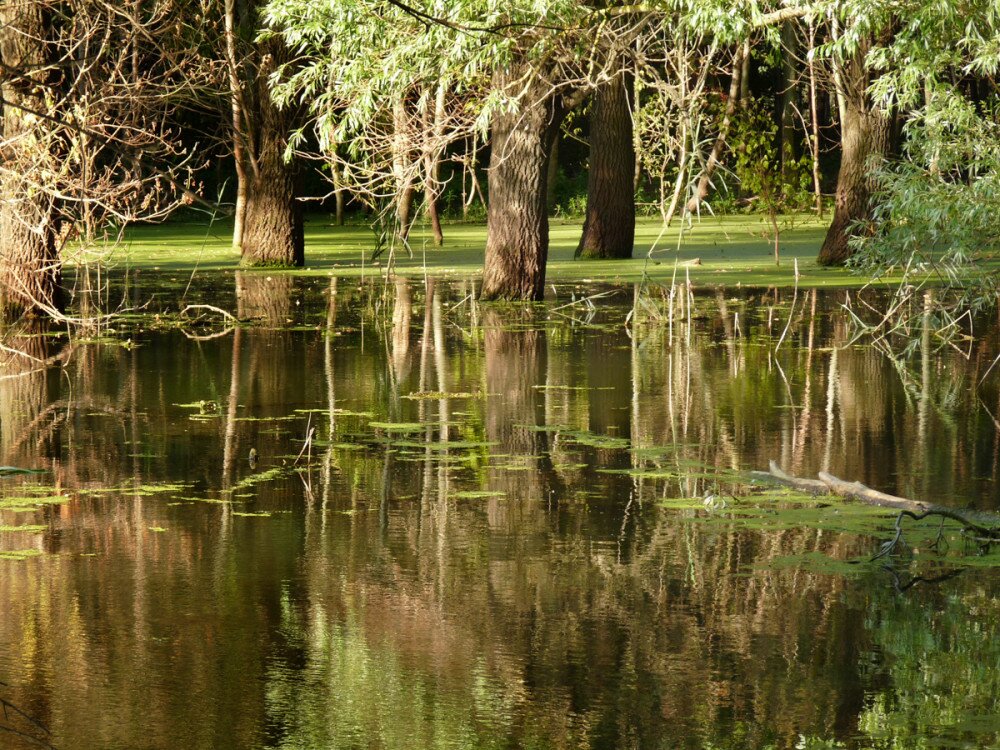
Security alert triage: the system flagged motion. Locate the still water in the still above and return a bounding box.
[1,275,999,750]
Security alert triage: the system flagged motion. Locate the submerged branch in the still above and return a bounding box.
[757,461,1000,552]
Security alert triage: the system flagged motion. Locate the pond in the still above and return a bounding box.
[1,275,998,749]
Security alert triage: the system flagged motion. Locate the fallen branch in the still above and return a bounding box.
[816,471,930,514]
[757,462,1000,555]
[180,304,238,323]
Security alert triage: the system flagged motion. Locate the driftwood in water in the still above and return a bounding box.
[754,461,1000,543]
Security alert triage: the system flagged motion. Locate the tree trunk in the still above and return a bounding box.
[481,65,562,300]
[576,72,635,260]
[0,0,62,315]
[779,19,800,188]
[817,47,892,266]
[224,0,248,250]
[393,99,416,241]
[423,83,446,246]
[241,123,303,266]
[240,38,303,267]
[546,131,560,214]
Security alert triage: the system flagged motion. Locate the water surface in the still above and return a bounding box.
[1,276,999,749]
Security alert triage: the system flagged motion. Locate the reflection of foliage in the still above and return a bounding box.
[857,586,1000,748]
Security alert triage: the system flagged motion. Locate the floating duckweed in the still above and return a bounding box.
[0,495,70,510]
[233,511,271,517]
[231,468,287,492]
[368,422,426,432]
[0,524,46,532]
[762,552,872,575]
[562,431,630,450]
[403,391,476,400]
[174,400,220,412]
[0,549,42,561]
[147,526,168,532]
[452,490,506,500]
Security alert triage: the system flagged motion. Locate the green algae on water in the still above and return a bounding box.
[0,549,42,561]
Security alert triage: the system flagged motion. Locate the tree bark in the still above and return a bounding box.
[779,19,800,187]
[0,0,62,315]
[241,124,303,266]
[422,82,446,246]
[224,0,248,250]
[239,35,303,267]
[481,64,563,301]
[576,72,635,260]
[817,46,892,266]
[393,99,416,241]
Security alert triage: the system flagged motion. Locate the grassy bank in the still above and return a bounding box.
[99,213,864,288]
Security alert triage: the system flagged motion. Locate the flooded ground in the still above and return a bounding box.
[1,275,999,749]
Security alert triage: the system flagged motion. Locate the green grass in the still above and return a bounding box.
[93,213,865,288]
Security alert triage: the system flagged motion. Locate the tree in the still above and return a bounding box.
[480,63,567,299]
[575,70,636,260]
[226,0,304,266]
[817,35,893,266]
[0,0,208,317]
[843,0,1000,314]
[0,0,60,314]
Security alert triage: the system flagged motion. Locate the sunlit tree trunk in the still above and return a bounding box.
[481,64,563,301]
[230,0,303,267]
[393,99,416,241]
[0,0,62,315]
[422,83,446,246]
[224,0,248,250]
[576,72,635,260]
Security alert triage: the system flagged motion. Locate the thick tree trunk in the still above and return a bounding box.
[0,0,61,315]
[481,66,562,301]
[241,132,303,266]
[240,41,303,267]
[576,73,635,260]
[817,49,892,266]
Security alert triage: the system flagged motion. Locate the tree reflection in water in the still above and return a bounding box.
[0,280,997,749]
